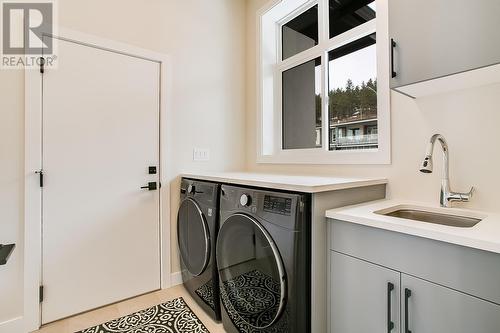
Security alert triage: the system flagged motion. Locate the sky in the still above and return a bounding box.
[314,44,377,95]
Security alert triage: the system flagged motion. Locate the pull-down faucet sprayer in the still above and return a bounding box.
[419,134,474,208]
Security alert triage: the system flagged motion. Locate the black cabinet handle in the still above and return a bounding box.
[387,282,395,332]
[391,38,397,78]
[405,288,412,333]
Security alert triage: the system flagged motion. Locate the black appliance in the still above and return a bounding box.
[216,185,311,333]
[178,178,221,321]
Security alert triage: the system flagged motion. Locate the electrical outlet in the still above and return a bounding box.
[193,148,210,161]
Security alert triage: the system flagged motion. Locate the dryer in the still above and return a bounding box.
[177,178,221,321]
[216,184,311,333]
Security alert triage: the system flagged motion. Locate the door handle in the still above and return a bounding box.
[387,282,395,332]
[141,182,157,191]
[405,288,412,333]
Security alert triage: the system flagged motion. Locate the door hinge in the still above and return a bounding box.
[35,170,44,187]
[39,285,44,303]
[39,57,45,74]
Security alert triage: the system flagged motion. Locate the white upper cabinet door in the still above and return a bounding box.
[41,37,161,323]
[389,0,500,88]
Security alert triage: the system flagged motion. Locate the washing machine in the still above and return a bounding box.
[177,178,221,321]
[216,184,311,333]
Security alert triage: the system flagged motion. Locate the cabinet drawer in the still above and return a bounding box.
[330,219,500,304]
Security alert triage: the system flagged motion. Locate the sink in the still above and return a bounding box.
[375,205,483,228]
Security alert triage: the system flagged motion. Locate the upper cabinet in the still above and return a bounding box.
[389,0,500,98]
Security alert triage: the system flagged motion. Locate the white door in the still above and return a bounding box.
[41,37,161,324]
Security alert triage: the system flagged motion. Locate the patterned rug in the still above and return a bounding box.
[77,297,210,333]
[220,270,288,333]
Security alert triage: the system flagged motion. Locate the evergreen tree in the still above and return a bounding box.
[329,78,377,123]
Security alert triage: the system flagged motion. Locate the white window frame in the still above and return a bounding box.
[257,0,391,164]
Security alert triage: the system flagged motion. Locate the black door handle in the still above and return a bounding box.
[405,288,412,333]
[387,282,395,332]
[0,244,15,266]
[141,182,157,191]
[391,38,397,78]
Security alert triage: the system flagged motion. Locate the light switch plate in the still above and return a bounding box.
[193,148,210,161]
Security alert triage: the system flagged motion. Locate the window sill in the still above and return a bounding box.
[257,148,391,165]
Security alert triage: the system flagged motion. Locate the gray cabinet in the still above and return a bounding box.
[389,0,500,89]
[328,220,500,333]
[402,274,500,333]
[330,252,400,333]
[329,251,500,333]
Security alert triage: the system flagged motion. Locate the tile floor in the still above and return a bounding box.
[32,284,226,333]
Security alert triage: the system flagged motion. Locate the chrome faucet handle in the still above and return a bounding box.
[460,187,475,201]
[448,186,474,204]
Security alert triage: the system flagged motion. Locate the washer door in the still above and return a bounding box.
[216,213,286,329]
[177,198,210,276]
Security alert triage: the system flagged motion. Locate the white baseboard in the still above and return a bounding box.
[170,271,183,286]
[0,316,24,333]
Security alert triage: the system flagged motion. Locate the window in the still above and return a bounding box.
[329,0,376,38]
[328,33,378,151]
[258,0,390,164]
[282,57,322,149]
[282,5,319,60]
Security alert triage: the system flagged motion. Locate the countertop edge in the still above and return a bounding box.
[325,201,500,255]
[181,173,388,193]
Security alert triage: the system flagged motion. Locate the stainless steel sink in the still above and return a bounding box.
[378,208,482,228]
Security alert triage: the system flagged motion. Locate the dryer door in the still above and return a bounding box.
[216,213,286,329]
[177,198,210,276]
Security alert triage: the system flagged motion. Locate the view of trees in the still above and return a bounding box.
[314,78,377,127]
[329,78,377,123]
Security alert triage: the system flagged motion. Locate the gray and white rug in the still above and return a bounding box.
[78,297,210,333]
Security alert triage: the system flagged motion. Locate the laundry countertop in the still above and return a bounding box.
[326,199,500,254]
[181,171,388,193]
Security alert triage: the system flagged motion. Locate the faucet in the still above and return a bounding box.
[419,134,474,208]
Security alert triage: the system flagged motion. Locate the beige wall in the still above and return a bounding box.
[246,0,500,213]
[3,0,500,328]
[0,0,246,324]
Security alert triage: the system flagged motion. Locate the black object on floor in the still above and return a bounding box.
[217,186,311,333]
[0,244,15,265]
[78,297,210,333]
[178,179,222,321]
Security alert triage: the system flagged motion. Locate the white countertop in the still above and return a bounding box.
[326,199,500,254]
[181,172,388,193]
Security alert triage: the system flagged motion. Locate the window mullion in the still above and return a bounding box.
[318,0,329,46]
[277,45,323,72]
[319,0,329,151]
[321,52,329,151]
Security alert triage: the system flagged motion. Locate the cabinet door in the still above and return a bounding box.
[389,0,500,88]
[402,274,500,333]
[330,251,400,333]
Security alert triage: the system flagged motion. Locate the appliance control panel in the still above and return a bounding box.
[263,195,292,216]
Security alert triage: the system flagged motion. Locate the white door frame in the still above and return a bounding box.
[24,27,172,332]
